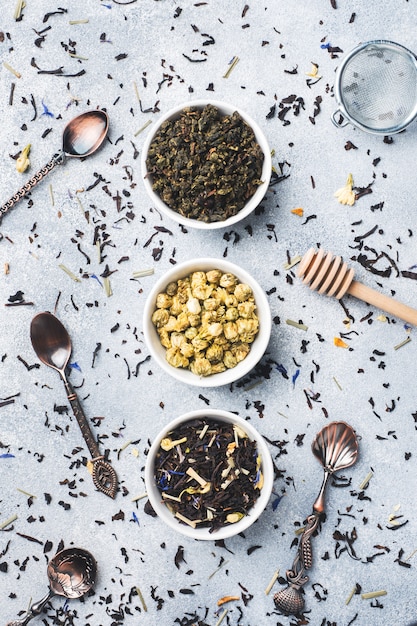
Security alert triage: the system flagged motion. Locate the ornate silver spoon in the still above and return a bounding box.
[0,109,109,221]
[30,312,118,498]
[6,547,97,626]
[273,421,359,615]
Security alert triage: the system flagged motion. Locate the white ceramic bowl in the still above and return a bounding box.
[144,409,274,540]
[141,99,271,229]
[142,257,271,387]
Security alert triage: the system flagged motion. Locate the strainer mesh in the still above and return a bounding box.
[340,43,417,131]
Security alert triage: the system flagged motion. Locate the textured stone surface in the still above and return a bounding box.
[1,1,417,625]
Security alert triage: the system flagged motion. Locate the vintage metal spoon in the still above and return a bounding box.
[6,547,97,626]
[0,110,109,221]
[298,247,417,325]
[273,421,359,616]
[30,312,118,498]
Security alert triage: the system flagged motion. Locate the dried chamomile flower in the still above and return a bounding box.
[16,143,31,173]
[234,283,253,302]
[206,343,224,363]
[166,347,189,368]
[220,272,239,290]
[232,342,250,362]
[238,301,256,318]
[223,351,237,369]
[206,269,222,283]
[223,321,239,341]
[334,173,355,206]
[186,297,201,315]
[156,292,173,309]
[152,308,169,328]
[190,357,212,376]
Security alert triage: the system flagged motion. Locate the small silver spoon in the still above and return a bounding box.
[1,109,109,220]
[273,421,359,616]
[6,547,97,626]
[30,311,118,498]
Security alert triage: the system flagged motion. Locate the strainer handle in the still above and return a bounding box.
[331,109,350,128]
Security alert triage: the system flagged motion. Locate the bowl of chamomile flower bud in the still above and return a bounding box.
[141,100,271,229]
[144,409,274,539]
[142,257,272,387]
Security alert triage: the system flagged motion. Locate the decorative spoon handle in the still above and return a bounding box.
[0,152,64,219]
[273,511,321,615]
[6,590,54,626]
[273,422,359,616]
[64,379,118,499]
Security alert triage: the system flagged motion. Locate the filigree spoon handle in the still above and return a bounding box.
[0,153,64,220]
[64,379,118,499]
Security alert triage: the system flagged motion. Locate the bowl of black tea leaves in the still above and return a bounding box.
[144,409,274,539]
[141,100,272,229]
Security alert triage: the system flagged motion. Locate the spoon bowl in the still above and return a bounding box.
[62,110,109,158]
[1,110,109,221]
[6,547,96,626]
[30,311,71,372]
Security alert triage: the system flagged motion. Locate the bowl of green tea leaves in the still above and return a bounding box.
[144,409,274,539]
[141,100,271,229]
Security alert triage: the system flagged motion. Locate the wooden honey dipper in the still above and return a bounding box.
[298,248,417,326]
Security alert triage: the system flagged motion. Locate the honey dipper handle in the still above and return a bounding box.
[348,280,417,326]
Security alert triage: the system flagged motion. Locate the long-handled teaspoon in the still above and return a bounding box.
[1,110,109,221]
[273,421,359,616]
[30,312,118,498]
[298,247,417,325]
[6,547,97,626]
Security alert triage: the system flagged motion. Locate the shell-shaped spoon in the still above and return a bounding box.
[1,110,109,221]
[30,312,118,498]
[298,247,417,325]
[6,547,96,626]
[273,421,359,616]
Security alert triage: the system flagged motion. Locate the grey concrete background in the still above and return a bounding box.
[1,1,417,625]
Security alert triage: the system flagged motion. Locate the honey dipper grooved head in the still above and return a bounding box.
[298,248,355,299]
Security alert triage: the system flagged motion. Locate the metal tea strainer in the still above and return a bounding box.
[332,40,417,134]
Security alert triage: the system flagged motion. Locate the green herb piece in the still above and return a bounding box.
[49,184,54,206]
[132,268,154,278]
[345,583,358,605]
[59,264,81,282]
[286,319,308,331]
[68,53,89,60]
[215,609,228,626]
[358,470,373,490]
[103,276,112,297]
[0,514,18,530]
[361,590,387,600]
[223,55,239,78]
[208,559,230,580]
[3,61,21,78]
[332,376,343,390]
[265,569,280,595]
[394,336,411,350]
[17,488,36,498]
[13,0,25,20]
[134,119,152,137]
[146,104,264,223]
[131,492,147,502]
[283,255,302,270]
[135,586,147,612]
